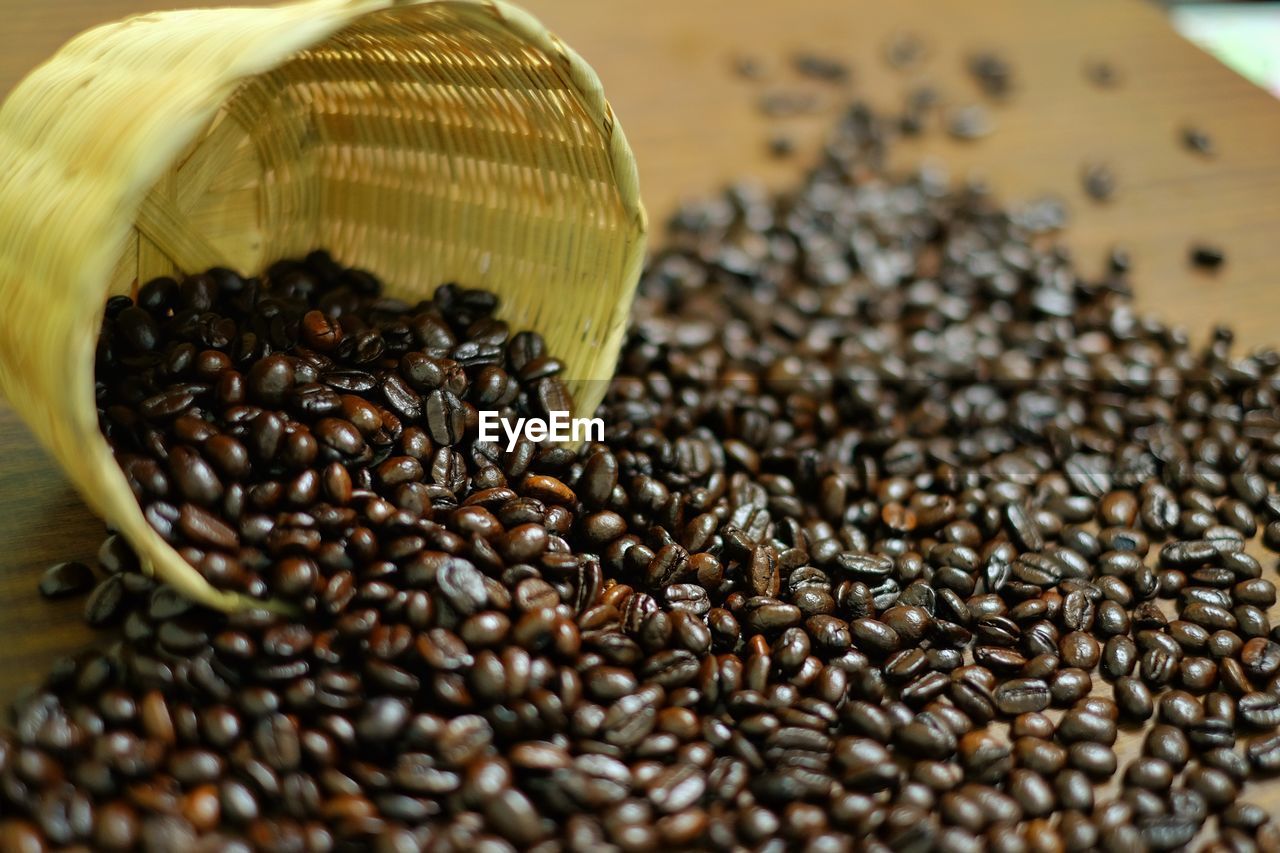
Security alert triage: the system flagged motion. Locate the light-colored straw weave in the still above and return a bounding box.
[0,0,647,612]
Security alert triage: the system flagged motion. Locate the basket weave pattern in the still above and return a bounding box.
[0,0,646,610]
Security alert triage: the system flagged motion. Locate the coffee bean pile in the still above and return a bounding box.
[91,253,577,606]
[4,96,1280,851]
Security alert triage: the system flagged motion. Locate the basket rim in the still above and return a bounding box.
[462,0,648,236]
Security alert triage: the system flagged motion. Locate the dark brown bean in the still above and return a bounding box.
[39,561,96,599]
[993,679,1050,715]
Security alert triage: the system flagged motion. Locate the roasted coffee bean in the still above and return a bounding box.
[1057,709,1116,746]
[425,390,465,446]
[301,310,342,351]
[993,679,1050,715]
[1101,635,1137,679]
[1068,742,1117,779]
[1059,632,1100,669]
[178,504,239,551]
[1246,732,1280,773]
[1138,814,1197,850]
[1055,768,1093,813]
[1187,764,1237,808]
[1011,712,1054,740]
[1013,736,1064,775]
[247,355,295,405]
[1140,648,1177,687]
[381,375,422,420]
[1159,690,1205,729]
[1191,243,1225,270]
[1239,692,1280,729]
[1181,125,1214,156]
[84,575,128,627]
[1081,162,1116,202]
[1115,676,1154,721]
[168,446,223,506]
[1007,769,1054,817]
[955,730,1011,783]
[1049,668,1091,706]
[96,534,139,576]
[39,561,96,599]
[836,738,898,792]
[1125,755,1174,790]
[947,104,993,140]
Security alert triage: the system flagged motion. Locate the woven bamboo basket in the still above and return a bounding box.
[0,0,647,612]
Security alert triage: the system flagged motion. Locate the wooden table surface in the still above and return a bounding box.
[4,0,1280,821]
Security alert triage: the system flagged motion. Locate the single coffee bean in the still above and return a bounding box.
[39,561,96,598]
[993,679,1050,715]
[84,575,128,627]
[1012,737,1064,775]
[247,354,295,405]
[1246,732,1280,773]
[1057,709,1116,746]
[1068,741,1117,779]
[1158,691,1205,729]
[1116,676,1157,722]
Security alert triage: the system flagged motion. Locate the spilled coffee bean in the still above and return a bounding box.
[37,561,95,599]
[3,78,1280,851]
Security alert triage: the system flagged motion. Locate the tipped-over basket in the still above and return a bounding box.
[0,0,647,612]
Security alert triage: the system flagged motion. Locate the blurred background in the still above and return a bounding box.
[3,2,1279,100]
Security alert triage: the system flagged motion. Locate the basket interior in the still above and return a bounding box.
[110,3,634,395]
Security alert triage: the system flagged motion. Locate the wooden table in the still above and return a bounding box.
[3,0,1280,820]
